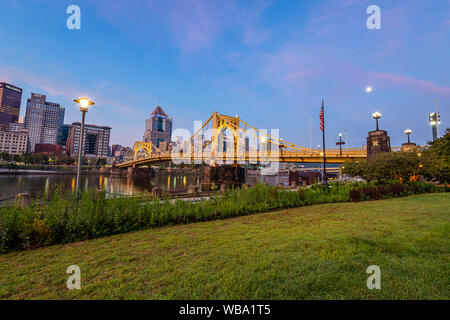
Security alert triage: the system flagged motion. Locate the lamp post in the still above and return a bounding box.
[336,133,345,156]
[435,99,440,138]
[73,98,95,201]
[372,112,381,131]
[344,129,348,150]
[404,129,412,144]
[429,113,439,141]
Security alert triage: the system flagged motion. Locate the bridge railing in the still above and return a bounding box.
[118,148,367,166]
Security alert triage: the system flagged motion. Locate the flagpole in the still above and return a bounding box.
[321,99,327,185]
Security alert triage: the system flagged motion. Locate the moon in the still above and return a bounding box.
[366,86,373,93]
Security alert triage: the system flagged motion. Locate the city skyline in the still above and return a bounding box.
[0,0,449,148]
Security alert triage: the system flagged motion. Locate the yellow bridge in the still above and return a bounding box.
[117,112,368,168]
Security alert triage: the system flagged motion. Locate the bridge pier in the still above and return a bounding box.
[288,171,299,186]
[110,167,126,177]
[127,167,155,177]
[201,165,246,191]
[299,172,321,186]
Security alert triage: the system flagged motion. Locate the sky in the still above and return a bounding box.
[0,0,449,149]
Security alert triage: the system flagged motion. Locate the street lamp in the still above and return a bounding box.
[404,129,412,144]
[336,133,345,157]
[434,99,440,138]
[73,98,95,201]
[429,113,440,141]
[344,129,348,150]
[372,112,381,131]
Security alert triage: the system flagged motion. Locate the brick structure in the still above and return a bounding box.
[201,165,246,191]
[367,130,391,159]
[401,142,418,152]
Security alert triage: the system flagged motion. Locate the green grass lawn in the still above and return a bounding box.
[0,193,449,300]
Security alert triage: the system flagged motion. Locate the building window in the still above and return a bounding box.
[157,118,163,132]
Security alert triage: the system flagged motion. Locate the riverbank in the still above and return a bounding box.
[0,193,448,299]
[0,169,105,175]
[1,181,447,253]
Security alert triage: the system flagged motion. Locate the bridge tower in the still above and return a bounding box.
[210,112,240,164]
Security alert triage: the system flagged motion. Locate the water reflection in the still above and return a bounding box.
[0,171,299,204]
[0,173,202,200]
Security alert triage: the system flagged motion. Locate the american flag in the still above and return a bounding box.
[320,100,324,132]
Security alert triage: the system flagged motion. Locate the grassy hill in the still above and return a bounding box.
[0,193,449,299]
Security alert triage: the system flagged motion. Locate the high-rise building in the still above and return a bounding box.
[8,115,26,132]
[0,129,29,155]
[111,144,123,156]
[66,122,111,158]
[143,105,173,148]
[0,82,23,132]
[24,93,65,151]
[57,124,72,148]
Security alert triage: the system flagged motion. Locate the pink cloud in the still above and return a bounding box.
[0,66,141,116]
[371,72,450,97]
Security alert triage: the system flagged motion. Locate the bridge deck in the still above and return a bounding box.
[117,149,367,168]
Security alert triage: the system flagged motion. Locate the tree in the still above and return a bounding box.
[426,128,449,161]
[342,130,449,184]
[421,128,450,183]
[342,152,421,183]
[0,152,10,161]
[96,158,107,166]
[6,162,18,172]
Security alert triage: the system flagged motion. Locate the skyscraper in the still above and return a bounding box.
[66,122,111,158]
[57,124,72,148]
[143,105,173,151]
[25,93,65,151]
[0,82,23,132]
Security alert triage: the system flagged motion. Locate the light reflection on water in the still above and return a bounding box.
[0,172,292,203]
[0,173,202,200]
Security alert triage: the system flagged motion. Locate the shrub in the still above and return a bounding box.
[0,181,446,253]
[349,189,362,202]
[361,187,380,200]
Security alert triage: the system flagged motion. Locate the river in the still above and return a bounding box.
[0,172,295,203]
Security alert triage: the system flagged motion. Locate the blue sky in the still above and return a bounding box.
[0,0,449,148]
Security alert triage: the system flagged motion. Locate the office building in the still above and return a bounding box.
[8,116,25,132]
[0,82,22,132]
[57,124,72,148]
[24,93,65,151]
[111,144,123,156]
[9,122,26,133]
[67,122,111,158]
[143,105,173,148]
[0,129,29,155]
